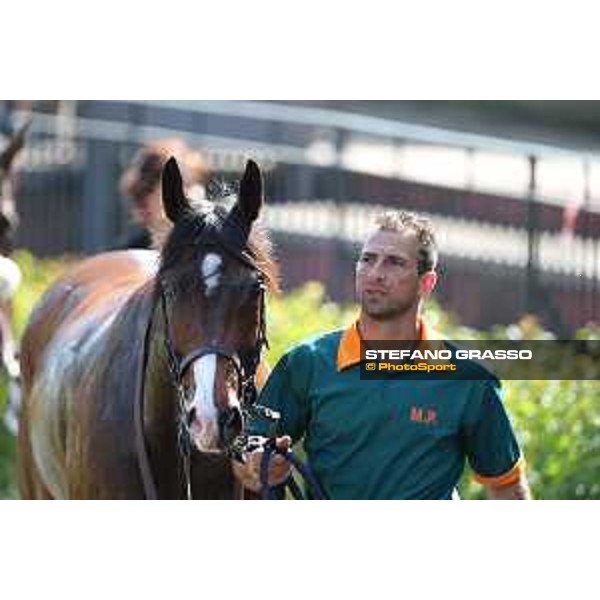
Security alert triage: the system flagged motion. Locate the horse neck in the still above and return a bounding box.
[140,300,184,497]
[144,304,176,424]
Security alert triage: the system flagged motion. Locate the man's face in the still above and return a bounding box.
[131,187,162,229]
[355,229,435,321]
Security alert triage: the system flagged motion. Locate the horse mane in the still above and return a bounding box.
[156,198,280,294]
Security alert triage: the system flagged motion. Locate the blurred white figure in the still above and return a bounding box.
[0,255,22,435]
[0,257,21,436]
[0,118,29,436]
[0,254,21,304]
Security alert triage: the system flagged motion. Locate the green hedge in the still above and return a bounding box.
[2,256,599,499]
[0,251,67,498]
[265,286,600,500]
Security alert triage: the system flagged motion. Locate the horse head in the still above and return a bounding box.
[155,156,276,456]
[0,118,31,255]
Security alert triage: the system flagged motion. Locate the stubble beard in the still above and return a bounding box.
[360,293,419,322]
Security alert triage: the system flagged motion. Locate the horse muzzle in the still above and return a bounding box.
[187,407,221,453]
[186,402,244,454]
[218,404,244,451]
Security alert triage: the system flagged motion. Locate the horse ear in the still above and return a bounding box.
[236,159,263,224]
[0,117,31,172]
[162,157,191,223]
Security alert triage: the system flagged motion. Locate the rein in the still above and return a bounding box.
[258,438,326,500]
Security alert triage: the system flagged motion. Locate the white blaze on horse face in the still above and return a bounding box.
[190,354,219,451]
[201,253,222,296]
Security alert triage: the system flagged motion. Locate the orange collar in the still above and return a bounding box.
[336,319,436,371]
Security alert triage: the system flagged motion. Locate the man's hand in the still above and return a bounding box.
[486,475,532,499]
[232,436,292,493]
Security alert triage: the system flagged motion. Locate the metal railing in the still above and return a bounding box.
[2,100,598,332]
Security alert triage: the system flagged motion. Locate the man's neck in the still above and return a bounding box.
[358,311,421,342]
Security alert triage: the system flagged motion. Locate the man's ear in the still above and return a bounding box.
[419,271,437,296]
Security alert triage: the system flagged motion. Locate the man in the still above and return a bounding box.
[233,210,530,499]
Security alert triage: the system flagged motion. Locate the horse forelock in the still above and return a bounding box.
[157,200,279,293]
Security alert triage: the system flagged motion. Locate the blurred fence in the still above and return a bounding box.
[1,100,599,334]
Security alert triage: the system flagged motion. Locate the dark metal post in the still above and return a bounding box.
[81,138,120,253]
[465,147,475,190]
[333,128,349,302]
[583,158,597,324]
[525,155,539,315]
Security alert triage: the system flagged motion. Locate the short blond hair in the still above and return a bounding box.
[374,210,438,274]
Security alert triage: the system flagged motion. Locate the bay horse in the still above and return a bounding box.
[17,157,278,499]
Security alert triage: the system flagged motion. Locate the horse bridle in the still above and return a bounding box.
[149,217,269,499]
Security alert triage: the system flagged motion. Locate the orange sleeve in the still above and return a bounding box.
[473,456,526,487]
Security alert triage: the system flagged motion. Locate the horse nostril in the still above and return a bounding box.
[219,406,244,445]
[187,406,197,427]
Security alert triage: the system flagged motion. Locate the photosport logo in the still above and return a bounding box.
[359,340,600,381]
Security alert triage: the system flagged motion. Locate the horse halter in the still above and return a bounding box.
[156,213,269,496]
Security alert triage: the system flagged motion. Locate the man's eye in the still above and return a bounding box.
[389,257,406,267]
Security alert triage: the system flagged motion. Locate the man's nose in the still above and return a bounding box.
[367,261,387,282]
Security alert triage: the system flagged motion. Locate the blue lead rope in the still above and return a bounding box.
[259,442,326,500]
